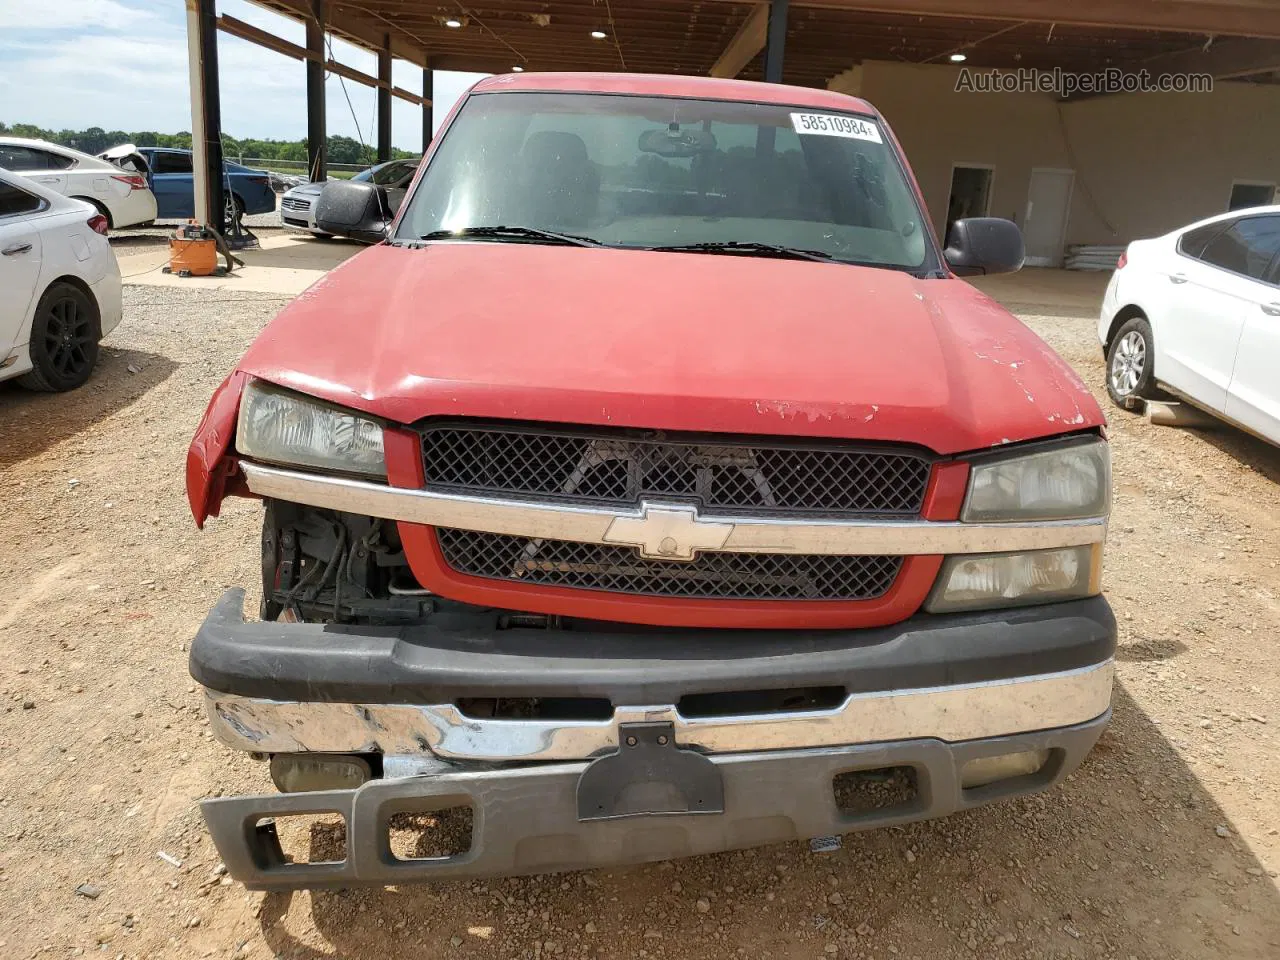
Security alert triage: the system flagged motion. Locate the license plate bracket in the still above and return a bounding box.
[576,721,724,821]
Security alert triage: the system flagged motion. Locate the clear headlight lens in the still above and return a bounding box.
[925,545,1101,613]
[236,380,386,477]
[963,440,1110,522]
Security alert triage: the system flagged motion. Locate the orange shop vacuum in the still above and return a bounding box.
[163,221,238,278]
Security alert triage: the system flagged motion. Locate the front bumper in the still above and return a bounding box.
[281,214,323,234]
[204,713,1109,891]
[192,590,1114,887]
[193,588,1115,713]
[196,588,1114,759]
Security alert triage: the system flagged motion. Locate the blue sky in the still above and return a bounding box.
[0,0,487,150]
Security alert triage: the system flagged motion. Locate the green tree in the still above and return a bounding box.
[326,134,365,164]
[74,126,109,152]
[1,121,413,165]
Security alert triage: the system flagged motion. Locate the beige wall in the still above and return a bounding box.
[830,61,1280,247]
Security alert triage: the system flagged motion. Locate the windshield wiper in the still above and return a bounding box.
[420,225,603,247]
[643,241,836,263]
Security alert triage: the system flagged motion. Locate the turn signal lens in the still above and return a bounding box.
[925,545,1100,613]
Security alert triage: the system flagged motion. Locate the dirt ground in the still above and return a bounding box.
[2,251,1279,960]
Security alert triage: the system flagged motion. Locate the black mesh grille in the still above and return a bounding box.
[421,424,931,515]
[436,529,903,601]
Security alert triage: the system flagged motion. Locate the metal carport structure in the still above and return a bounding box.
[184,0,1280,236]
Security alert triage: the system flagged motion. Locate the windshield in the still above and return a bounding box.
[395,92,934,271]
[355,160,418,186]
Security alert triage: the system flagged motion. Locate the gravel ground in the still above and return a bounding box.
[1,273,1279,960]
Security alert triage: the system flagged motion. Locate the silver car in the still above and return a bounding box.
[280,158,419,236]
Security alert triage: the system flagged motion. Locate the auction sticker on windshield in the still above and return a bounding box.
[790,113,883,144]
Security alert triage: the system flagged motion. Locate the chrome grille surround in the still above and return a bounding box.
[237,462,1109,559]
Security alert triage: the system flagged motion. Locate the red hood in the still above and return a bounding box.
[237,243,1102,455]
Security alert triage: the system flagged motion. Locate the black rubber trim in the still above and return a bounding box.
[190,589,1115,704]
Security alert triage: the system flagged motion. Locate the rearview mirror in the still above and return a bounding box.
[944,217,1025,276]
[314,180,392,244]
[638,125,717,159]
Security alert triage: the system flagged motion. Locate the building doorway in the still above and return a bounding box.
[945,164,993,244]
[1023,168,1075,267]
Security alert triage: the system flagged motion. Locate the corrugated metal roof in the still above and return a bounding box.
[248,0,1280,89]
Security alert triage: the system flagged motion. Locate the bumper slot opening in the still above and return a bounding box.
[677,686,847,719]
[387,806,475,861]
[256,812,348,866]
[832,766,919,816]
[455,697,613,721]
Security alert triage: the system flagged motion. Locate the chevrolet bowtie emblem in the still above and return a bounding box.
[602,502,734,561]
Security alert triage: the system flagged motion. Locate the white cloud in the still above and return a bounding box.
[0,0,486,150]
[0,0,149,30]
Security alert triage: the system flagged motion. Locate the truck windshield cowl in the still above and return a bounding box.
[397,91,938,273]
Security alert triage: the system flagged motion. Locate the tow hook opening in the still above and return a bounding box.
[255,812,348,866]
[833,766,920,816]
[387,806,475,861]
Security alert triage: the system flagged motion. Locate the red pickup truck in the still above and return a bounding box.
[186,73,1113,890]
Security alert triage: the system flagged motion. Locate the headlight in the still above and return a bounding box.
[963,440,1110,522]
[236,380,386,477]
[924,545,1101,613]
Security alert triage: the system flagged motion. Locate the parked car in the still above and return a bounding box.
[279,158,419,236]
[0,137,157,230]
[186,73,1113,890]
[0,170,122,391]
[100,145,276,224]
[267,170,305,193]
[1099,206,1280,446]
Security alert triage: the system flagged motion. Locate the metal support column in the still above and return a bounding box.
[764,0,789,84]
[306,0,326,181]
[422,63,434,154]
[185,0,225,233]
[377,36,392,163]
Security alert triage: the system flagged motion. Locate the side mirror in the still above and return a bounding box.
[944,217,1025,276]
[314,180,392,244]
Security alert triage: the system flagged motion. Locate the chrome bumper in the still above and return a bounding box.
[206,660,1113,761]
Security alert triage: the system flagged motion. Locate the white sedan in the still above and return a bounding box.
[1099,205,1280,446]
[0,170,123,392]
[0,136,158,230]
